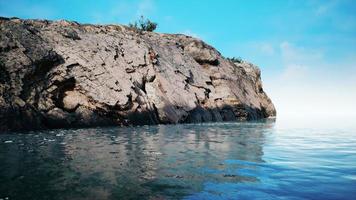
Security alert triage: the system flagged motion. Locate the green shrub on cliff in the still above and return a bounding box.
[129,16,157,32]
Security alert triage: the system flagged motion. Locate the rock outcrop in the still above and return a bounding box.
[0,17,276,132]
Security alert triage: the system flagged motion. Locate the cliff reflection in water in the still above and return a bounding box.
[0,121,274,200]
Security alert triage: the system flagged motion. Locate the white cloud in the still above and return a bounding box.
[278,42,316,82]
[280,64,308,80]
[260,43,275,55]
[279,41,324,66]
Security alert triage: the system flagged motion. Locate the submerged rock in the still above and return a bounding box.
[0,17,276,132]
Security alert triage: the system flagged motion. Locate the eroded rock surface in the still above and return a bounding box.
[0,17,276,132]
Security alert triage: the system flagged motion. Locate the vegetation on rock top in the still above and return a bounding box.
[128,16,157,32]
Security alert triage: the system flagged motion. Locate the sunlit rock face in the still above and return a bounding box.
[0,17,276,131]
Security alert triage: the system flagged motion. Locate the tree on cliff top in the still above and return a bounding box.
[128,16,157,32]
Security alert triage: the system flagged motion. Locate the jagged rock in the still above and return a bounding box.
[0,17,276,132]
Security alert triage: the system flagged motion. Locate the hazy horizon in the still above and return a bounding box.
[1,0,355,120]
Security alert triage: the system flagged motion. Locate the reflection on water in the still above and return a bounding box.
[0,120,355,200]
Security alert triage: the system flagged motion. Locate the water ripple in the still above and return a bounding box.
[0,121,355,199]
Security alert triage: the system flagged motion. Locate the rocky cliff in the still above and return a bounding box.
[0,17,276,132]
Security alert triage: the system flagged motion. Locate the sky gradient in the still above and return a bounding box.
[1,0,355,119]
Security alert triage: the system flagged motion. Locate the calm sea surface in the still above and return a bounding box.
[0,119,355,200]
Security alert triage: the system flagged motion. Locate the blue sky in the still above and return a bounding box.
[1,0,356,119]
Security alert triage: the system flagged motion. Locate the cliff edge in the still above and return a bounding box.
[0,17,276,132]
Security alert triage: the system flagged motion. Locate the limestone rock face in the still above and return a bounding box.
[0,17,276,132]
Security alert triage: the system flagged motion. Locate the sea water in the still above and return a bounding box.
[0,119,355,200]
